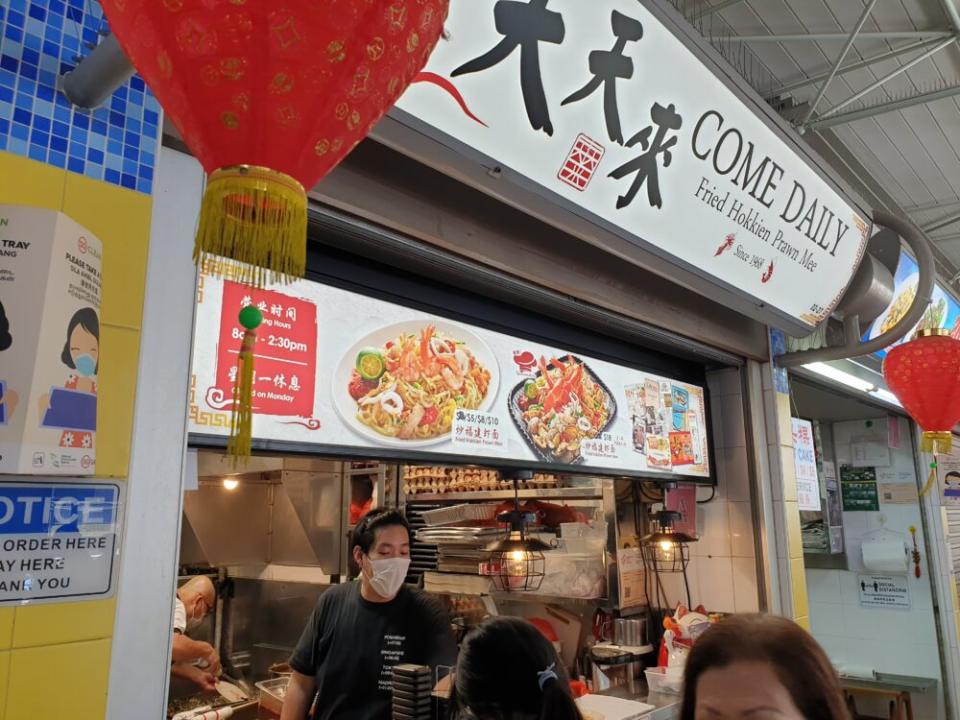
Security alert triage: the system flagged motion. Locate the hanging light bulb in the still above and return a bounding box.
[222,477,239,491]
[483,471,550,592]
[642,509,696,573]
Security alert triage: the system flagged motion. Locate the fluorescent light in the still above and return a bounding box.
[222,478,239,491]
[803,362,876,393]
[869,388,902,407]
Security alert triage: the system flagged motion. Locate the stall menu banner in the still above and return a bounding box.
[0,480,122,605]
[189,263,711,479]
[791,418,822,512]
[392,0,869,332]
[0,205,102,475]
[865,250,960,358]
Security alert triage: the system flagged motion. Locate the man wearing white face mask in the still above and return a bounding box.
[283,509,457,720]
[170,575,221,692]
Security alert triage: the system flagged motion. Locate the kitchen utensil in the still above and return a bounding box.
[255,678,289,716]
[215,680,247,704]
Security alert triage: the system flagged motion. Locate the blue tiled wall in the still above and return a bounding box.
[0,0,161,194]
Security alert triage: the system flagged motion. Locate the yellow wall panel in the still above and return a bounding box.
[0,153,66,211]
[790,556,809,619]
[12,599,115,649]
[785,501,803,560]
[0,611,13,652]
[95,326,142,477]
[61,172,152,330]
[0,651,9,720]
[7,639,110,719]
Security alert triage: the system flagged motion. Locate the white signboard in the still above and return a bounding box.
[0,205,102,475]
[791,418,821,512]
[0,480,122,604]
[394,0,869,331]
[189,261,712,479]
[858,573,910,609]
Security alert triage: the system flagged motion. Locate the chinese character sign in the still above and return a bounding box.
[213,281,317,419]
[792,417,821,512]
[394,0,869,332]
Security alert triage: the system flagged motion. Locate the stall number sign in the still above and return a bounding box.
[858,574,910,609]
[0,481,121,604]
[394,0,869,332]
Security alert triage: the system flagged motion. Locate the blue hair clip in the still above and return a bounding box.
[537,662,558,690]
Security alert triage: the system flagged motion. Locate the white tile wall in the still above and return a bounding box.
[803,418,944,718]
[728,501,755,558]
[732,557,761,613]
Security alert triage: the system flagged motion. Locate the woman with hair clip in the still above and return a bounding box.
[448,616,583,720]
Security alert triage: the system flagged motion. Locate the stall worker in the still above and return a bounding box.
[170,574,221,692]
[282,508,457,720]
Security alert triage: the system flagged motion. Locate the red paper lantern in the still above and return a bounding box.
[883,330,960,453]
[100,0,448,285]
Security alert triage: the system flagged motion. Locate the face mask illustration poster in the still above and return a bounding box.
[0,205,102,475]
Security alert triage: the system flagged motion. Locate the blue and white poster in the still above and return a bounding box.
[0,480,122,604]
[866,251,960,358]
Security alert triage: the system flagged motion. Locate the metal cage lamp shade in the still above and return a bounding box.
[642,510,696,574]
[483,472,549,592]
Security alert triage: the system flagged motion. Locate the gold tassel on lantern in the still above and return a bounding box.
[194,165,307,288]
[920,431,953,454]
[227,305,264,463]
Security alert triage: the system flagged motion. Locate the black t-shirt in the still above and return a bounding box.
[290,582,457,720]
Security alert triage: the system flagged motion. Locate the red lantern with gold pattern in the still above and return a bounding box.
[100,0,448,285]
[883,329,960,453]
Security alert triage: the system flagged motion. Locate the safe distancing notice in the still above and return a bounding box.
[0,479,122,604]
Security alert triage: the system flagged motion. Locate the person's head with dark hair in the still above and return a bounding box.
[680,613,850,720]
[351,508,411,603]
[449,616,583,720]
[60,307,99,376]
[0,300,11,352]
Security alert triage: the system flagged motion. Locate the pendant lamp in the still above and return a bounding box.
[483,472,549,592]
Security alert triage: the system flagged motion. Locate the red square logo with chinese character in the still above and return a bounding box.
[215,281,317,417]
[558,133,605,191]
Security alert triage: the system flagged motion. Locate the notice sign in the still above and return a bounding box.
[0,480,121,604]
[841,465,880,512]
[858,573,910,609]
[792,418,821,512]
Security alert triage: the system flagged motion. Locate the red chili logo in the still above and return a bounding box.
[714,233,735,256]
[761,261,775,284]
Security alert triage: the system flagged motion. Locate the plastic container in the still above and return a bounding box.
[534,551,605,598]
[644,666,684,695]
[560,522,607,554]
[256,677,289,716]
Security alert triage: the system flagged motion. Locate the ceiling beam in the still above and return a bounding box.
[811,36,956,121]
[806,83,960,130]
[938,0,960,32]
[800,0,878,125]
[765,38,947,99]
[701,0,746,17]
[924,210,960,234]
[728,31,953,42]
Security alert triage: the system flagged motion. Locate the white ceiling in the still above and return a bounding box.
[678,0,960,273]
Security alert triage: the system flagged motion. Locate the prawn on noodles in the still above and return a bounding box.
[347,325,492,440]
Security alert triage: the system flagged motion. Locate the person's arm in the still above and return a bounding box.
[171,662,217,693]
[171,634,221,674]
[280,671,316,720]
[417,592,459,690]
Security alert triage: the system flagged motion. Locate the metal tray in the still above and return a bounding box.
[507,355,618,465]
